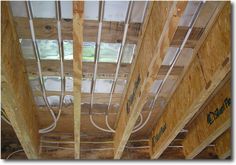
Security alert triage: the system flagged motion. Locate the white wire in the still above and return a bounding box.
[93,1,134,133]
[107,1,134,110]
[134,113,143,129]
[25,1,57,134]
[41,145,74,151]
[25,1,65,134]
[90,1,105,109]
[125,146,150,149]
[6,149,24,159]
[89,115,114,133]
[105,113,143,132]
[132,110,152,133]
[40,140,75,144]
[105,115,116,132]
[39,1,65,133]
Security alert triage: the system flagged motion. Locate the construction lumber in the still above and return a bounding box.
[1,2,39,159]
[25,60,131,78]
[150,2,230,159]
[73,1,84,159]
[215,128,231,159]
[25,60,183,79]
[182,78,231,159]
[13,17,140,44]
[114,1,188,159]
[14,16,203,47]
[194,146,218,159]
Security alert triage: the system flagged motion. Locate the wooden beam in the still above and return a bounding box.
[1,2,39,159]
[113,1,188,159]
[73,1,83,159]
[194,146,218,159]
[13,17,204,48]
[38,104,118,115]
[171,26,204,48]
[25,60,183,79]
[25,60,131,78]
[159,147,185,159]
[34,92,122,105]
[182,78,231,159]
[214,128,231,159]
[150,2,230,159]
[13,17,140,44]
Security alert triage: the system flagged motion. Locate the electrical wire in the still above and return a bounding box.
[134,113,143,129]
[6,149,24,159]
[25,1,65,134]
[87,1,118,133]
[40,140,75,144]
[38,1,65,133]
[105,115,115,132]
[41,145,74,151]
[90,1,105,109]
[132,109,152,133]
[88,1,113,133]
[25,1,57,133]
[89,115,114,133]
[104,1,134,132]
[90,111,143,133]
[107,1,134,111]
[125,146,150,149]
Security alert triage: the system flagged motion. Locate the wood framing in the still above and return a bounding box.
[25,60,184,79]
[113,1,188,159]
[73,1,84,159]
[215,128,231,159]
[1,2,39,159]
[13,17,204,48]
[150,2,230,159]
[13,17,140,44]
[182,78,231,159]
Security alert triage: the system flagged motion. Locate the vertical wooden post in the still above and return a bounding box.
[73,1,84,159]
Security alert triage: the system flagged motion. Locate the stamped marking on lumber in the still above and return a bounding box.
[207,97,231,125]
[152,123,166,145]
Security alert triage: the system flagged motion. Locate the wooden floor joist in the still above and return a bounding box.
[150,2,230,159]
[73,1,83,159]
[25,60,131,78]
[182,78,231,159]
[13,17,140,44]
[215,128,231,159]
[1,1,232,160]
[1,2,39,159]
[113,1,188,159]
[14,16,205,48]
[25,60,184,79]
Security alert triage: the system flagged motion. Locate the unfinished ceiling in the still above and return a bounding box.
[1,1,231,160]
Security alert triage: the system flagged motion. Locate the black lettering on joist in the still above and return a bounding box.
[152,123,166,144]
[207,97,231,125]
[126,74,141,114]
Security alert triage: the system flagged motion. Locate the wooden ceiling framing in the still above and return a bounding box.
[1,1,231,160]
